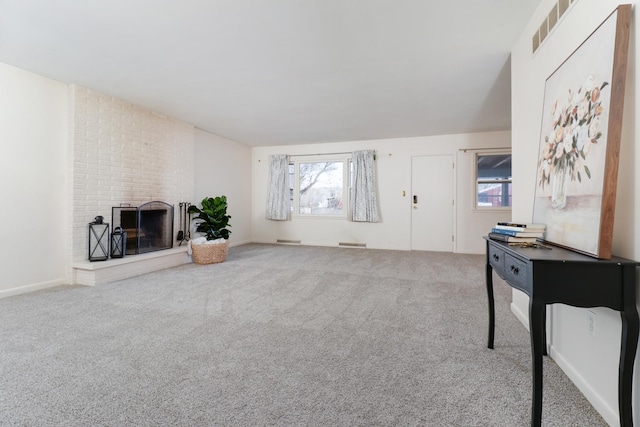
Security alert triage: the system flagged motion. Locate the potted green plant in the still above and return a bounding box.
[187,196,232,264]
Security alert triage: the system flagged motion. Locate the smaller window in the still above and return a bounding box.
[476,153,512,208]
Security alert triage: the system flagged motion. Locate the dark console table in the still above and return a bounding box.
[484,237,639,426]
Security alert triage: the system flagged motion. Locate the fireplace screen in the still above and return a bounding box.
[112,201,174,255]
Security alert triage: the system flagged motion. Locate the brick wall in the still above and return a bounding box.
[68,85,194,270]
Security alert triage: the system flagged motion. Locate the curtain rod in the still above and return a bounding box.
[458,147,510,153]
[289,150,376,159]
[290,151,353,157]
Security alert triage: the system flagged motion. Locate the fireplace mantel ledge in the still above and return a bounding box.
[71,246,191,286]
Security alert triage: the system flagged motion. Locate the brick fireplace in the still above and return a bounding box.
[68,85,195,285]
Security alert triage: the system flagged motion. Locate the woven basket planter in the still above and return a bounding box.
[191,239,229,265]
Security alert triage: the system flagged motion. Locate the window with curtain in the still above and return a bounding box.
[273,151,379,221]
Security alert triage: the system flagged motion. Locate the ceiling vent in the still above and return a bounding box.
[532,0,577,54]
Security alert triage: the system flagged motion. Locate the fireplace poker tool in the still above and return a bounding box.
[185,202,191,240]
[177,202,184,243]
[178,202,191,246]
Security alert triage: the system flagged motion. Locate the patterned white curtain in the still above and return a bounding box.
[351,150,380,222]
[265,154,290,220]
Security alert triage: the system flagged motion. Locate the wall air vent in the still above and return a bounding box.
[276,239,301,245]
[338,242,366,248]
[532,0,578,54]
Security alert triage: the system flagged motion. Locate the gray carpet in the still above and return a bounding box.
[0,244,606,426]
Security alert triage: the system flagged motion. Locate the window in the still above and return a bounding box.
[289,155,351,218]
[476,153,512,208]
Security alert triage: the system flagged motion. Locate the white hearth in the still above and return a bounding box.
[72,246,190,286]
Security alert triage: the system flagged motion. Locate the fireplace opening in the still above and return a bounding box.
[112,201,174,255]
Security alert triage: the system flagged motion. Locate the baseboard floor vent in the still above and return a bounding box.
[276,239,301,245]
[338,242,366,248]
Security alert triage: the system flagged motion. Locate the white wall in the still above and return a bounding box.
[194,129,252,246]
[511,1,639,425]
[252,131,512,253]
[0,63,68,297]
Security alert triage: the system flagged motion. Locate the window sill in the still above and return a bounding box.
[473,208,512,213]
[291,215,348,220]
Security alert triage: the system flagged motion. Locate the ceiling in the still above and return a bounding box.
[0,0,541,146]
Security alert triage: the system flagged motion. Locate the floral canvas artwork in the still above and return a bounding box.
[532,7,629,258]
[536,75,607,209]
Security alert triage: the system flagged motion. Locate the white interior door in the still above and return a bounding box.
[411,155,454,252]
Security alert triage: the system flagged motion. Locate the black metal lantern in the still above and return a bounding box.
[110,226,126,258]
[88,215,109,261]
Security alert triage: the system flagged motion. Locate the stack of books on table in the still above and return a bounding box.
[488,222,546,243]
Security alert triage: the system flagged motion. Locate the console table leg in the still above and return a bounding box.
[619,265,639,427]
[486,261,495,349]
[529,297,545,427]
[542,307,547,357]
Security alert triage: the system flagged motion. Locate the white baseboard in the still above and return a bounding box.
[549,346,619,426]
[0,278,67,299]
[510,301,529,330]
[249,239,334,247]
